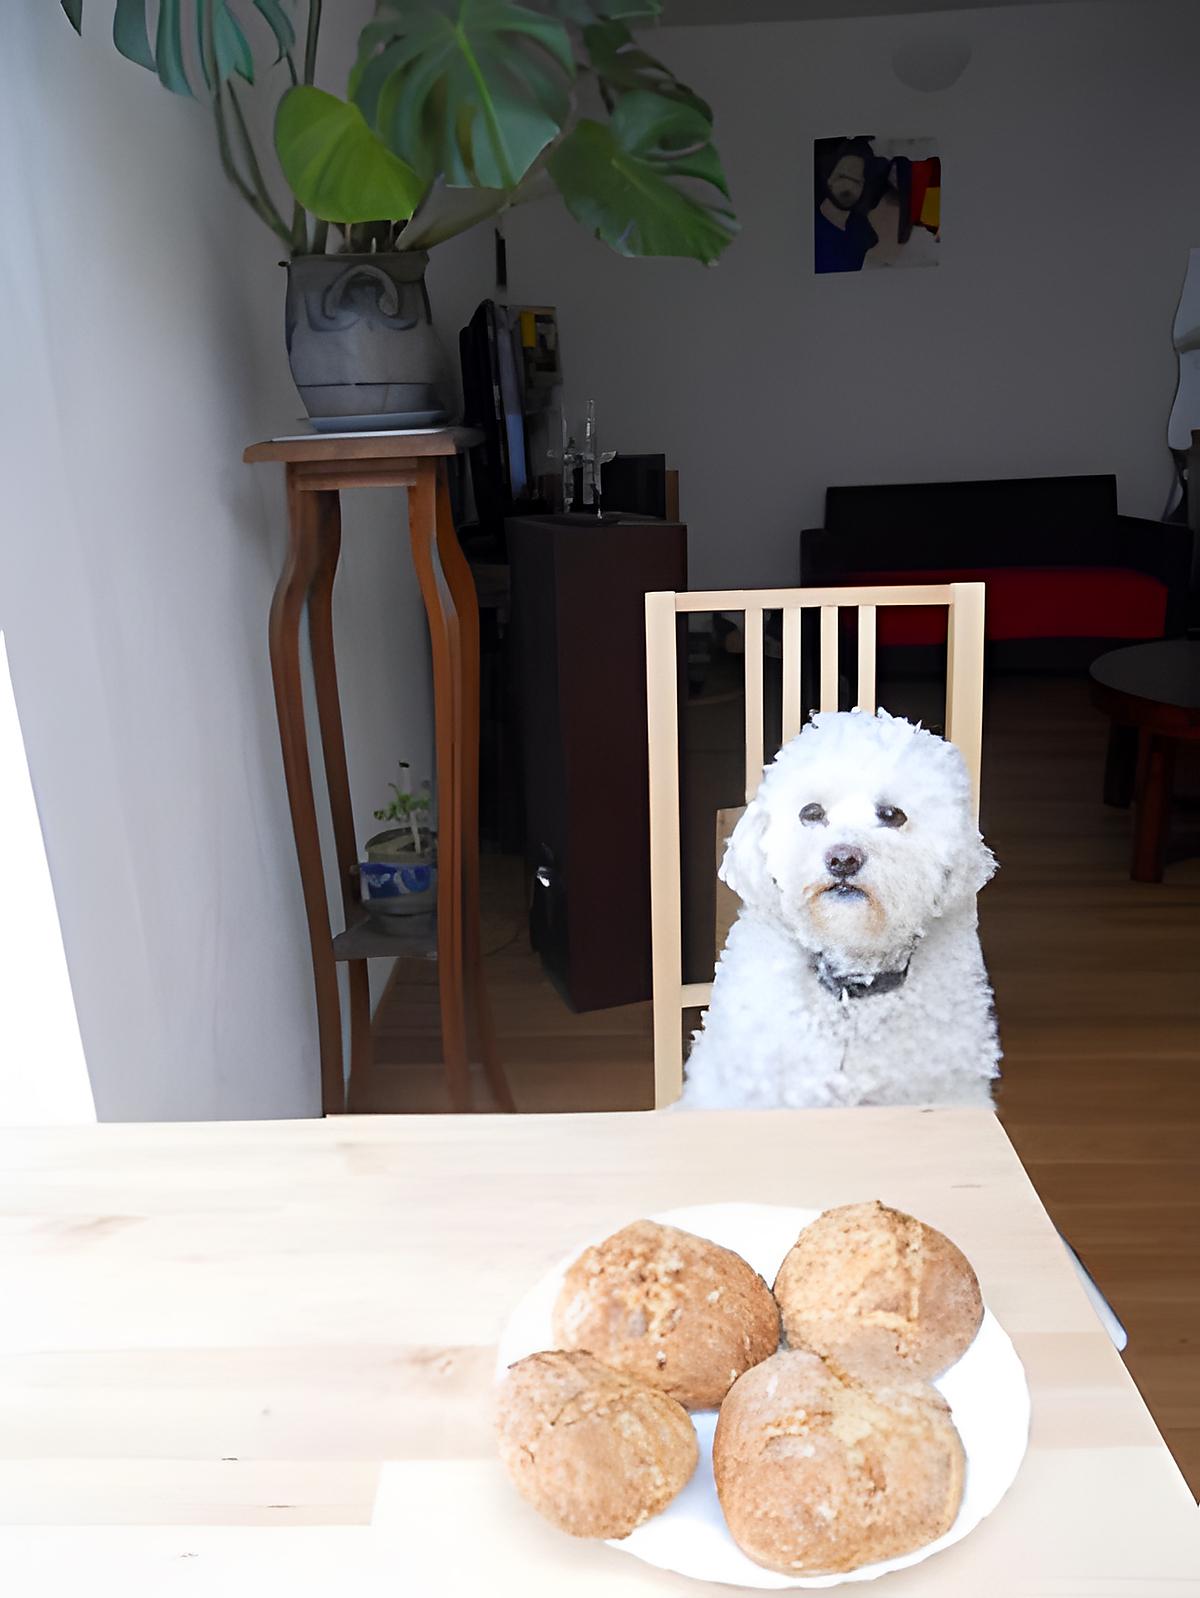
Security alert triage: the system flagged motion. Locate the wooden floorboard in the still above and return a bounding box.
[363,673,1200,1493]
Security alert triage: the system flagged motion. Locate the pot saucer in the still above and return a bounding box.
[305,409,449,433]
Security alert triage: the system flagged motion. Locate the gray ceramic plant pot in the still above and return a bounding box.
[284,251,451,425]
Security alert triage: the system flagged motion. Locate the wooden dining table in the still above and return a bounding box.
[0,1110,1195,1594]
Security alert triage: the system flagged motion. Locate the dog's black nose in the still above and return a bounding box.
[825,845,865,879]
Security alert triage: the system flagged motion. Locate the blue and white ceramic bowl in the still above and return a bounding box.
[361,860,433,899]
[362,830,437,922]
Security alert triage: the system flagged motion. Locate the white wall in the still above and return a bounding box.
[480,0,1200,586]
[0,3,433,1119]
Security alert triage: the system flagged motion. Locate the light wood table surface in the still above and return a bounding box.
[1,1111,1195,1595]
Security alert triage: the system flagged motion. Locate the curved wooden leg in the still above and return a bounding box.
[1103,720,1137,808]
[306,489,372,1110]
[434,462,516,1112]
[270,470,344,1114]
[1132,732,1175,883]
[410,462,471,1112]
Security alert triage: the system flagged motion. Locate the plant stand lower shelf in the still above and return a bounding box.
[332,907,437,963]
[244,428,516,1115]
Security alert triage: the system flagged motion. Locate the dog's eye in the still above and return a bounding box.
[876,804,908,828]
[799,803,827,826]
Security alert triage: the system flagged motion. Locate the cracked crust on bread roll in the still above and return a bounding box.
[773,1201,983,1380]
[496,1350,698,1539]
[713,1348,965,1575]
[552,1219,781,1408]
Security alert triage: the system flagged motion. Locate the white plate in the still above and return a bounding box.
[496,1202,1030,1589]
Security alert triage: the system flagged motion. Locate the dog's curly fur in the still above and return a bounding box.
[682,710,1000,1109]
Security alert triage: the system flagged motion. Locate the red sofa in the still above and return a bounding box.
[799,475,1191,671]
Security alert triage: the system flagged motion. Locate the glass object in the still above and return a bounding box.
[551,401,618,515]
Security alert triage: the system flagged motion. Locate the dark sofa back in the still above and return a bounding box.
[825,475,1118,556]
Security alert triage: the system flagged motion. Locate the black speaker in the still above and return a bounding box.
[508,512,687,1010]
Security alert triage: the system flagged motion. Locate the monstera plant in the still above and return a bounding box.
[62,1,736,424]
[61,0,734,260]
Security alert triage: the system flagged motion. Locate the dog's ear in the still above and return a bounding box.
[718,798,781,919]
[938,829,997,913]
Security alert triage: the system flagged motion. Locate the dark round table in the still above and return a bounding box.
[1089,639,1200,881]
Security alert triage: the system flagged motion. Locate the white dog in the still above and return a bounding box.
[682,709,1000,1109]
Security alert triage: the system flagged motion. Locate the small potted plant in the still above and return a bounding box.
[361,763,436,924]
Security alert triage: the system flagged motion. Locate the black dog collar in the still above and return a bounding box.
[812,953,912,1001]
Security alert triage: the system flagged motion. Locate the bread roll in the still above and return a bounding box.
[713,1349,964,1574]
[553,1219,780,1408]
[496,1350,697,1539]
[773,1201,982,1380]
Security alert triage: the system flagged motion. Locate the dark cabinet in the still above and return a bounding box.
[507,513,687,1010]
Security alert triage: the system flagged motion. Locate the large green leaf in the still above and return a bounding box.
[114,0,156,69]
[354,0,575,191]
[582,21,710,118]
[548,91,736,263]
[275,86,425,223]
[65,2,293,96]
[252,0,296,59]
[155,0,192,94]
[220,6,255,82]
[396,179,511,249]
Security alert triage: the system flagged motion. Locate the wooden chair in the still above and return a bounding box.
[644,584,1129,1353]
[644,582,986,1109]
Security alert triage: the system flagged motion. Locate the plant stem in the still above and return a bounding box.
[214,85,293,248]
[213,91,255,209]
[291,201,309,255]
[202,0,292,251]
[304,0,323,85]
[228,82,290,238]
[287,0,323,253]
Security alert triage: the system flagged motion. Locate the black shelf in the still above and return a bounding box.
[333,907,437,962]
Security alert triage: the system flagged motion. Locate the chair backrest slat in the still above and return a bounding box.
[646,582,985,1106]
[781,607,803,744]
[644,591,686,1108]
[676,583,953,612]
[743,607,765,803]
[819,605,839,712]
[945,581,985,813]
[857,606,877,713]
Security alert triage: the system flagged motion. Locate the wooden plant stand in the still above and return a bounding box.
[244,429,515,1115]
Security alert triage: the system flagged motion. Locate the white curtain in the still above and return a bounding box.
[0,632,94,1123]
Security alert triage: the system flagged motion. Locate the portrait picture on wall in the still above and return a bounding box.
[814,136,941,274]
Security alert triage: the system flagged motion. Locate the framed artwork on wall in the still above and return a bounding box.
[814,136,941,274]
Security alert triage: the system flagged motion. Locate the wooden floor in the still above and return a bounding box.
[363,674,1200,1493]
